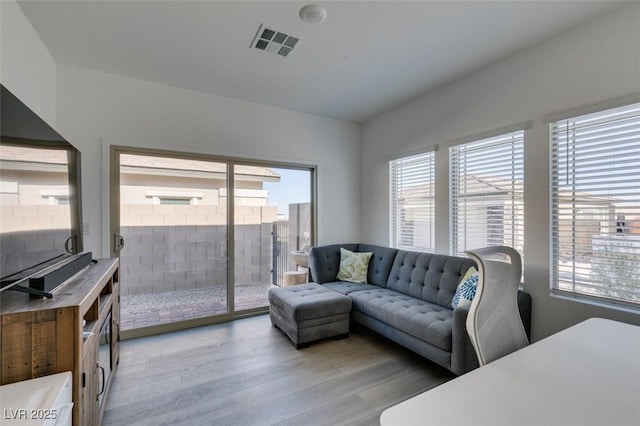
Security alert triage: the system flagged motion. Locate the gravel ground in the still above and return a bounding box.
[120,283,275,330]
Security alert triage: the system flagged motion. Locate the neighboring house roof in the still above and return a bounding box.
[0,146,281,182]
[399,174,616,204]
[474,175,616,203]
[0,144,68,164]
[120,154,280,182]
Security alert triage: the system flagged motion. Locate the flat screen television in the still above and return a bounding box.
[0,84,84,296]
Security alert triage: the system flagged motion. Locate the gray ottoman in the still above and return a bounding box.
[268,283,352,348]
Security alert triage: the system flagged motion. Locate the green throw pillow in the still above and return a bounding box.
[336,248,373,283]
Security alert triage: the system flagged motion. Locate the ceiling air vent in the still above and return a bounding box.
[250,24,301,58]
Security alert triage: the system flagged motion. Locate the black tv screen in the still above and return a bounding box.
[0,85,83,290]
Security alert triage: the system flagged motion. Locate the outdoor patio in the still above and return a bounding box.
[120,282,276,330]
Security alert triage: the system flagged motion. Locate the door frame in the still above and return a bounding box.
[109,145,317,339]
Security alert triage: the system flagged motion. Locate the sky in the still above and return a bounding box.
[263,168,311,219]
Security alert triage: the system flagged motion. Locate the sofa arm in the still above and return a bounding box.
[451,304,479,376]
[451,290,532,375]
[516,290,532,341]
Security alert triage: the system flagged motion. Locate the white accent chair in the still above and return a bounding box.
[465,246,529,366]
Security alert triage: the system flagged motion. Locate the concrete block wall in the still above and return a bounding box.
[118,204,278,296]
[0,229,69,275]
[119,223,273,296]
[233,222,272,286]
[120,204,228,226]
[120,204,278,227]
[0,204,71,232]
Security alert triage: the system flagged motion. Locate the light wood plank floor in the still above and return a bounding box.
[103,314,454,426]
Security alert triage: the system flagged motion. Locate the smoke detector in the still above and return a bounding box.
[299,4,327,24]
[250,24,301,58]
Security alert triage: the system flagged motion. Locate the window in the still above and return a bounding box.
[54,196,70,205]
[146,190,203,205]
[40,189,70,205]
[551,102,640,306]
[449,130,524,258]
[389,151,435,252]
[158,197,191,205]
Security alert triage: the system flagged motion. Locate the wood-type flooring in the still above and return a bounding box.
[103,314,453,426]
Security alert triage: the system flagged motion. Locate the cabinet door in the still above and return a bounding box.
[80,345,97,426]
[0,308,75,385]
[111,288,120,368]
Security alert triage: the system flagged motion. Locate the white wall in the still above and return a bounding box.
[0,0,56,125]
[361,3,640,339]
[54,65,361,257]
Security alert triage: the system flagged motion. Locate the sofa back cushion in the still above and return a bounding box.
[387,250,476,308]
[309,244,359,284]
[309,244,398,285]
[358,244,398,287]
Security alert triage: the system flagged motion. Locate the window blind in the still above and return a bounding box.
[389,151,435,252]
[449,131,524,258]
[551,102,640,306]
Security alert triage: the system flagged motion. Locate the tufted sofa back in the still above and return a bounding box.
[309,244,398,285]
[309,244,476,308]
[357,244,398,286]
[308,244,358,284]
[387,250,476,308]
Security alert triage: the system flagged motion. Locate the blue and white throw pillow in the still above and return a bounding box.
[451,267,479,308]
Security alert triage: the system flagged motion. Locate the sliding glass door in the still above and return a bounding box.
[233,166,313,311]
[111,148,314,334]
[112,151,229,332]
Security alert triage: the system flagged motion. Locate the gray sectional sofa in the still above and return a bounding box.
[308,243,532,375]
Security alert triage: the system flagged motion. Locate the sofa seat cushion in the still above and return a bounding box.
[322,281,383,295]
[349,288,454,351]
[268,283,352,321]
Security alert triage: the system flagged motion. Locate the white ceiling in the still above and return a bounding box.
[18,1,624,124]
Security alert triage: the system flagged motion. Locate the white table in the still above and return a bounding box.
[381,318,640,426]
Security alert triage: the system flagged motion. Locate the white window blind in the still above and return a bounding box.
[551,102,640,306]
[389,151,435,252]
[449,131,524,258]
